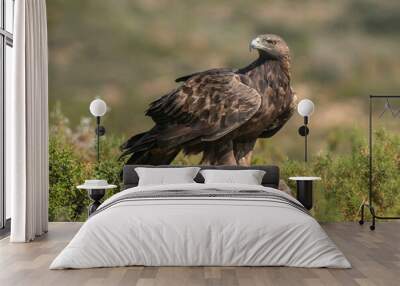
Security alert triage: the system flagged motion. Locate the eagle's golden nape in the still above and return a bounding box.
[120,34,296,166]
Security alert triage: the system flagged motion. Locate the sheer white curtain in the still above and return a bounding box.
[7,0,49,242]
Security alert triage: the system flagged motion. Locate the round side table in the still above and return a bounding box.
[77,183,117,216]
[289,177,321,210]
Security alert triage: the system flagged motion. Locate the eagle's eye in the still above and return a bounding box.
[265,39,276,45]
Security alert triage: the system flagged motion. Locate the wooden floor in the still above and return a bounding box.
[0,222,399,286]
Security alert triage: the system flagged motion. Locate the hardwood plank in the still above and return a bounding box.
[0,222,399,286]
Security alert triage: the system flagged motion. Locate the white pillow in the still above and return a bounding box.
[200,169,266,185]
[135,167,201,186]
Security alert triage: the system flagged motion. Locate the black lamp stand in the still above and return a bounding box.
[87,116,107,216]
[95,116,106,162]
[296,180,313,210]
[298,116,310,162]
[87,189,106,216]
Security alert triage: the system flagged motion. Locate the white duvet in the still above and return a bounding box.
[50,183,351,269]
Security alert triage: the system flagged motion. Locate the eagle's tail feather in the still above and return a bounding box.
[119,128,181,165]
[119,132,156,159]
[119,132,147,151]
[125,149,180,165]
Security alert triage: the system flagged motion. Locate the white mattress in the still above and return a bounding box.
[50,183,351,269]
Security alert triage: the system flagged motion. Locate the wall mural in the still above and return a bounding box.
[47,1,400,223]
[120,34,296,166]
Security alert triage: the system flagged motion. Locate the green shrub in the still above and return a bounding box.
[49,107,400,222]
[49,136,90,221]
[279,128,400,222]
[49,106,124,221]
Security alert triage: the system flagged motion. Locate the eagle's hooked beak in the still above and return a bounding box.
[249,37,262,52]
[249,37,279,59]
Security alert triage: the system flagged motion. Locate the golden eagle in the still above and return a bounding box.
[120,34,296,165]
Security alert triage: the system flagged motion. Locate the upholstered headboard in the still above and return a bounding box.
[122,165,280,189]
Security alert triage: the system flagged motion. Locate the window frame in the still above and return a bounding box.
[0,0,13,234]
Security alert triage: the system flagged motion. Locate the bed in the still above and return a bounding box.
[50,165,350,269]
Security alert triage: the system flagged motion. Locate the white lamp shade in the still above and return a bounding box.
[297,99,314,117]
[89,99,107,117]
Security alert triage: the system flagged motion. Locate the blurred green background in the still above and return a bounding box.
[47,0,400,161]
[46,0,400,221]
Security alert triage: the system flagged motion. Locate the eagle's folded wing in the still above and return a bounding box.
[174,68,236,82]
[146,71,261,143]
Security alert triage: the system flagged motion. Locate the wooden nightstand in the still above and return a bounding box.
[289,177,321,210]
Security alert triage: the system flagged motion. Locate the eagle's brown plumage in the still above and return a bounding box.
[120,34,296,166]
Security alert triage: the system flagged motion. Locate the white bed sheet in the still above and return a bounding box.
[50,183,350,269]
